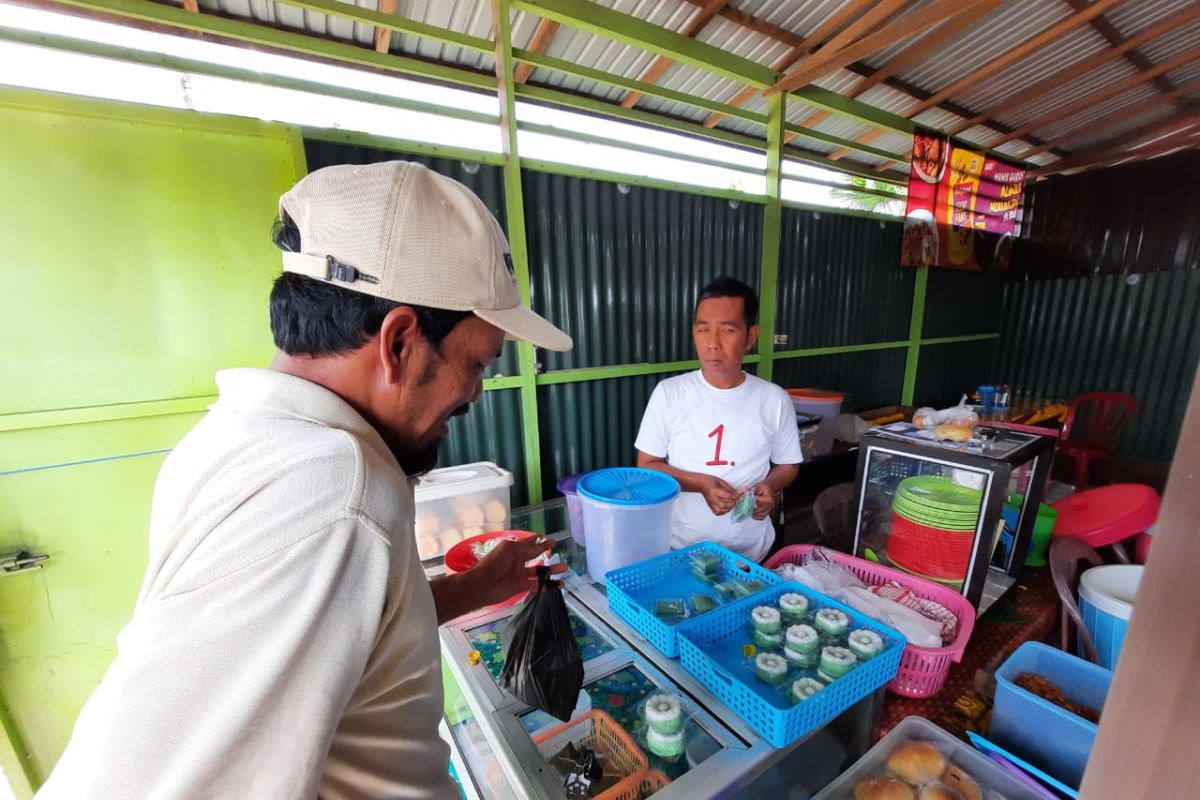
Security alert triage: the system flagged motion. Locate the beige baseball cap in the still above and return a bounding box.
[279,160,572,351]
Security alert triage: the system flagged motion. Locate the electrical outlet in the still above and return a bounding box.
[774,334,788,346]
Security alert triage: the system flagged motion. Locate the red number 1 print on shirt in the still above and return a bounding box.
[706,424,735,467]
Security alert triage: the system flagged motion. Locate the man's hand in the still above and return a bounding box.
[700,475,740,516]
[472,536,565,607]
[750,481,776,521]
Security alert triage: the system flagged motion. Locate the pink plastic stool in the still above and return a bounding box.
[1051,483,1160,564]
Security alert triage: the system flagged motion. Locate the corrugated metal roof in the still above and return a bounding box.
[1032,84,1163,146]
[128,0,1200,174]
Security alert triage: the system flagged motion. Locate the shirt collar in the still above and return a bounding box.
[213,368,399,471]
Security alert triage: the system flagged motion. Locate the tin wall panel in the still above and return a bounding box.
[538,371,688,493]
[914,339,999,409]
[524,170,764,371]
[923,269,1005,338]
[995,271,1200,461]
[776,211,913,349]
[1015,150,1200,280]
[772,349,907,411]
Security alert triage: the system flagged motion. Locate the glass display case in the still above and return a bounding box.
[850,427,1056,612]
[434,497,886,800]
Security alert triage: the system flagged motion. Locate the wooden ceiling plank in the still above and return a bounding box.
[514,18,560,84]
[945,7,1200,136]
[1066,0,1183,104]
[373,0,396,52]
[620,0,728,109]
[767,0,991,96]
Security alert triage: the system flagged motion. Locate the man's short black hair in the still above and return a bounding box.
[269,212,472,356]
[695,276,759,328]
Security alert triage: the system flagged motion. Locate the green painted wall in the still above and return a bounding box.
[0,87,302,794]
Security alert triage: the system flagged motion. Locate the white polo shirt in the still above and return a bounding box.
[38,368,455,800]
[635,370,803,561]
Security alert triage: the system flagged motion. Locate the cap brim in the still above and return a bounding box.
[475,305,573,352]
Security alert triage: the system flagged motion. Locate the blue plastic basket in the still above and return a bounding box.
[675,582,903,748]
[605,542,782,658]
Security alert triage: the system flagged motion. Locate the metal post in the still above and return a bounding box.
[492,0,544,503]
[757,93,785,382]
[902,265,929,404]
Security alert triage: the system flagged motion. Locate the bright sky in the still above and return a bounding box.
[0,2,903,215]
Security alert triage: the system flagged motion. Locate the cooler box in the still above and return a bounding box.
[787,389,843,456]
[991,642,1112,790]
[413,462,514,560]
[1078,564,1141,670]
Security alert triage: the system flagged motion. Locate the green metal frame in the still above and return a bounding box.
[511,0,777,88]
[518,158,765,205]
[273,0,493,53]
[517,121,763,174]
[756,94,784,383]
[902,265,929,405]
[492,0,545,504]
[784,123,907,163]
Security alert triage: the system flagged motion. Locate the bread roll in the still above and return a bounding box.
[936,425,972,442]
[918,784,962,800]
[416,534,440,560]
[855,777,917,800]
[482,498,508,525]
[440,528,465,549]
[886,742,947,785]
[415,513,441,539]
[457,504,485,527]
[940,766,981,800]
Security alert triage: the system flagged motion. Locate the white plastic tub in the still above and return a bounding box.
[413,462,514,560]
[1078,564,1141,670]
[788,389,843,456]
[577,467,679,585]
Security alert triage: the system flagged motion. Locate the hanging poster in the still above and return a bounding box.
[901,128,1026,271]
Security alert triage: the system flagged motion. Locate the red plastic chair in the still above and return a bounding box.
[1057,392,1137,489]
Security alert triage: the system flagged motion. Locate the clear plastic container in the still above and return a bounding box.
[788,389,843,456]
[556,472,586,546]
[413,462,514,560]
[577,468,679,585]
[814,715,1051,800]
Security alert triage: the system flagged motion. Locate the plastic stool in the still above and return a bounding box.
[1051,484,1159,564]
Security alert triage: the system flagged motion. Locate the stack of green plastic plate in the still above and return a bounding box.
[893,476,982,529]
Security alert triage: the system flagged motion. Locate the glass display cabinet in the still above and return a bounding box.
[850,427,1056,612]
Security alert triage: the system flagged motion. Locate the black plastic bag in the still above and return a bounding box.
[500,566,584,721]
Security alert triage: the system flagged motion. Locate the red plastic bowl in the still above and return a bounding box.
[444,529,537,608]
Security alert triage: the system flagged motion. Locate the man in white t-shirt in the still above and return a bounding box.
[37,162,572,799]
[635,277,802,561]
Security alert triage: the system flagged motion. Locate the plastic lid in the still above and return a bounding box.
[577,468,680,506]
[787,388,844,402]
[414,461,514,502]
[556,472,584,496]
[1050,484,1160,544]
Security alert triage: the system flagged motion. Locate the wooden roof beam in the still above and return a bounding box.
[373,0,395,52]
[514,18,560,84]
[766,0,991,96]
[620,0,729,109]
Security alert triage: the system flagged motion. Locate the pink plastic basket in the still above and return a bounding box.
[764,545,975,698]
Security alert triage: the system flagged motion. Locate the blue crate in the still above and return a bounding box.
[675,582,903,748]
[605,542,782,658]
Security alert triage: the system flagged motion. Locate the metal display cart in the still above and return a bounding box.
[428,500,885,800]
[850,427,1057,613]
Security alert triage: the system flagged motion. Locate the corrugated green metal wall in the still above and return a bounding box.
[523,171,763,371]
[775,211,912,348]
[303,138,1004,502]
[996,271,1200,461]
[923,269,1004,339]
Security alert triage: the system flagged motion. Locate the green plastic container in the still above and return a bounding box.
[1005,492,1058,567]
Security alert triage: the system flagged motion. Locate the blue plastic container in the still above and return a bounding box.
[605,542,780,657]
[991,642,1113,790]
[577,468,680,585]
[676,581,903,748]
[1078,564,1140,670]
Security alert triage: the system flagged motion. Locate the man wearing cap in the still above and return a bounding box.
[38,162,571,799]
[635,277,802,562]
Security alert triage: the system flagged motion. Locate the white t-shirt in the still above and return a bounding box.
[38,368,456,800]
[635,370,804,561]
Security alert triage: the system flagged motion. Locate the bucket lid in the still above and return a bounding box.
[556,472,584,496]
[577,468,680,506]
[788,388,844,402]
[1078,564,1141,620]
